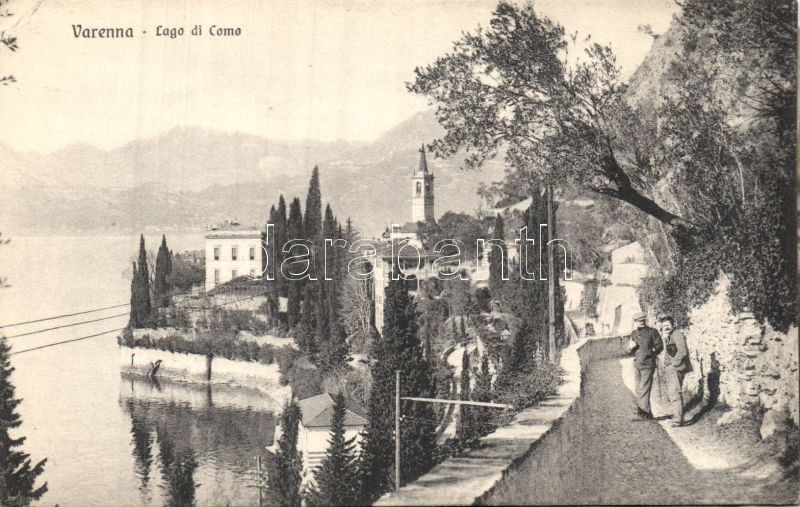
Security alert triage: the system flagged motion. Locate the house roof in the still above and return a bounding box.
[205,221,262,239]
[297,393,368,428]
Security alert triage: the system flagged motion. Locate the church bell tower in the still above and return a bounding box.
[411,144,435,223]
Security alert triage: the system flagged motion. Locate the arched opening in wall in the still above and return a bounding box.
[404,274,419,292]
[416,182,422,196]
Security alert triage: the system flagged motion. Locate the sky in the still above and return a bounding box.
[1,0,678,154]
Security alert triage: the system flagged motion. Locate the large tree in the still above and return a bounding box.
[359,270,437,502]
[472,354,495,437]
[0,336,47,505]
[154,235,172,308]
[317,205,348,371]
[488,214,508,299]
[268,400,303,506]
[455,350,475,443]
[338,221,374,353]
[285,198,305,329]
[300,167,324,352]
[129,235,152,328]
[409,1,690,231]
[307,392,359,506]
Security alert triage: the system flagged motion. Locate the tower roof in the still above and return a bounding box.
[418,144,428,174]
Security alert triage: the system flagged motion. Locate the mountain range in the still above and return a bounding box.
[0,110,505,237]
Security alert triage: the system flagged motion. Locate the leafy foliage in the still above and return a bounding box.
[637,0,797,331]
[409,1,689,229]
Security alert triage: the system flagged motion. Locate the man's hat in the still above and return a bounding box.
[633,312,646,322]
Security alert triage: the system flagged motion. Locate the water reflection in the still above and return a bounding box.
[120,376,277,505]
[157,424,198,507]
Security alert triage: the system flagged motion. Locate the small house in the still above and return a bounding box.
[271,393,368,478]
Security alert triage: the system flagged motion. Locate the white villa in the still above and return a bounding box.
[204,220,264,291]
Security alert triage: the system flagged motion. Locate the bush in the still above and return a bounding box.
[120,329,285,367]
[274,346,303,377]
[474,287,492,313]
[494,361,563,410]
[282,364,324,400]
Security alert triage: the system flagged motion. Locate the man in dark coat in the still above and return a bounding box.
[660,315,693,427]
[628,312,663,420]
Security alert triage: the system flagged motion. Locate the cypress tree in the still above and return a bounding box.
[266,205,277,283]
[307,392,359,506]
[489,214,508,299]
[0,336,47,504]
[359,269,436,502]
[129,235,152,328]
[455,350,474,443]
[269,400,303,507]
[304,167,323,256]
[302,167,324,342]
[276,195,289,297]
[154,235,172,308]
[318,205,348,371]
[472,354,495,437]
[499,188,548,373]
[286,198,304,329]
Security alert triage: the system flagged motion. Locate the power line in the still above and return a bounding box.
[9,327,127,356]
[1,285,268,351]
[0,302,130,330]
[0,284,208,329]
[4,312,130,339]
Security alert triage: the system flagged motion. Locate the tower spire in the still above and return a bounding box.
[411,143,435,223]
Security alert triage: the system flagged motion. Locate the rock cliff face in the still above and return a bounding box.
[677,276,798,426]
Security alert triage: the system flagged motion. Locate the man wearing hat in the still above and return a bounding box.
[659,314,692,427]
[628,312,663,420]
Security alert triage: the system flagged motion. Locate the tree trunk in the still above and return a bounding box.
[616,186,687,228]
[598,153,692,231]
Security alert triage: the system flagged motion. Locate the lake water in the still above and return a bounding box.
[0,235,277,506]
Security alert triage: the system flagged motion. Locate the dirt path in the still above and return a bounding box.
[483,358,798,505]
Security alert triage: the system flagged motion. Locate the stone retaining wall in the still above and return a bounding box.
[678,276,799,425]
[119,345,291,404]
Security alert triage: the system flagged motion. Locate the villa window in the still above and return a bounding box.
[249,247,255,260]
[214,270,220,283]
[213,247,220,261]
[231,246,238,260]
[232,269,238,279]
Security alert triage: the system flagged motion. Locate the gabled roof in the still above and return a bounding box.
[297,393,368,428]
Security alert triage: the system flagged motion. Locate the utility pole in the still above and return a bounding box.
[395,370,401,491]
[256,455,263,507]
[546,179,556,363]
